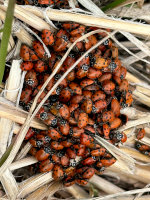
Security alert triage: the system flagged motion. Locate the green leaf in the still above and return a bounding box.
[102,0,128,11]
[0,0,16,84]
[0,29,3,33]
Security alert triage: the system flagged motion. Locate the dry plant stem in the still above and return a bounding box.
[0,102,48,130]
[1,169,19,200]
[26,181,62,200]
[126,72,143,84]
[119,115,150,132]
[107,161,150,184]
[67,184,89,199]
[15,5,150,36]
[136,86,150,97]
[90,175,125,194]
[138,136,150,146]
[18,172,53,198]
[0,4,51,32]
[122,51,147,65]
[115,196,150,200]
[0,60,22,156]
[0,8,33,46]
[120,147,150,163]
[15,142,32,161]
[10,156,37,171]
[133,90,150,107]
[13,124,21,135]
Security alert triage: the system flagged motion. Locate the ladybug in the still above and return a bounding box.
[70,25,85,36]
[51,141,64,150]
[62,22,79,30]
[63,54,76,70]
[66,148,76,159]
[69,82,82,95]
[20,88,32,105]
[20,61,33,71]
[87,67,102,79]
[120,66,127,79]
[34,60,48,73]
[77,54,90,68]
[76,66,89,79]
[135,142,150,151]
[93,57,108,69]
[25,70,38,88]
[78,112,88,128]
[84,84,99,91]
[70,94,83,104]
[39,158,54,172]
[59,119,70,135]
[91,148,106,157]
[92,91,106,102]
[68,117,77,125]
[111,98,120,117]
[61,140,72,148]
[25,128,36,140]
[137,128,146,140]
[109,118,121,130]
[101,158,116,167]
[77,146,86,157]
[49,53,56,69]
[102,111,115,123]
[80,78,94,88]
[69,103,79,113]
[37,90,47,104]
[43,75,54,91]
[53,35,69,52]
[70,127,84,138]
[64,177,75,187]
[80,133,94,146]
[111,131,127,143]
[29,147,37,156]
[103,49,111,58]
[82,91,92,99]
[52,154,61,164]
[81,99,93,114]
[109,59,121,73]
[94,100,107,113]
[20,44,30,61]
[41,29,54,46]
[119,79,129,92]
[82,167,95,179]
[52,164,64,180]
[82,157,96,165]
[85,35,97,50]
[35,146,52,161]
[47,128,62,141]
[58,104,70,120]
[61,155,70,166]
[59,88,71,103]
[67,70,76,81]
[98,72,112,83]
[37,0,54,5]
[70,35,84,52]
[32,40,46,59]
[43,112,57,127]
[84,126,95,135]
[102,80,115,95]
[103,124,110,140]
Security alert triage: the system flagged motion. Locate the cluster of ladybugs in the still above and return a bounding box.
[135,128,150,157]
[19,22,133,187]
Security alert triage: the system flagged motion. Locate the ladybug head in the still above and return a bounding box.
[109,62,117,72]
[26,79,35,86]
[81,64,89,72]
[40,112,48,120]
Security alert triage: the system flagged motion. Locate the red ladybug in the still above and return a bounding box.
[120,66,127,79]
[49,53,56,69]
[67,70,76,81]
[82,157,96,165]
[32,40,46,59]
[84,84,99,91]
[81,99,93,114]
[20,44,38,61]
[71,127,84,138]
[53,35,69,52]
[80,133,94,146]
[70,94,83,104]
[51,141,64,150]
[70,35,84,52]
[64,177,75,187]
[102,111,115,123]
[38,0,54,5]
[101,158,116,167]
[109,118,121,130]
[43,75,54,91]
[102,80,115,95]
[52,154,60,164]
[63,22,79,30]
[41,29,54,46]
[78,112,88,128]
[25,70,38,88]
[69,82,82,95]
[103,124,110,140]
[93,57,108,69]
[59,120,70,135]
[63,54,76,70]
[94,100,107,113]
[91,148,106,157]
[47,128,62,141]
[119,79,129,92]
[30,134,50,147]
[59,88,71,103]
[35,146,51,161]
[92,91,106,102]
[39,159,54,172]
[98,72,112,83]
[25,128,36,140]
[70,25,85,36]
[29,147,37,156]
[61,155,70,166]
[80,78,94,88]
[136,142,150,151]
[82,91,92,99]
[87,67,102,79]
[43,112,57,127]
[59,104,70,120]
[76,65,89,79]
[69,103,79,113]
[66,148,76,159]
[111,99,120,117]
[20,88,32,105]
[82,167,95,179]
[61,140,72,148]
[53,164,64,180]
[137,128,146,140]
[75,179,88,186]
[34,60,48,73]
[20,61,33,71]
